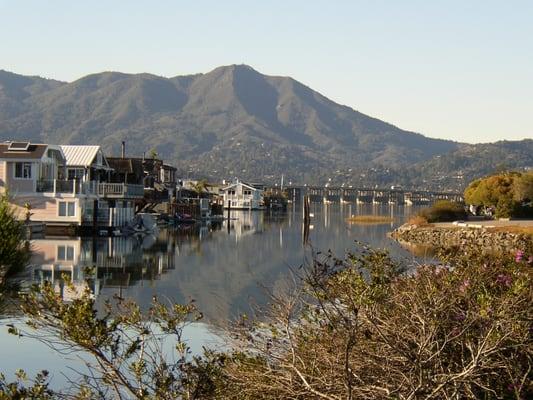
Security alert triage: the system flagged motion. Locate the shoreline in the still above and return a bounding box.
[389,221,532,253]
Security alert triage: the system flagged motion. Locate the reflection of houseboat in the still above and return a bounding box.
[29,238,100,300]
[221,180,263,210]
[28,233,177,300]
[225,211,263,240]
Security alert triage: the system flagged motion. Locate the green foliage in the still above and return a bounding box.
[190,179,209,198]
[495,197,521,219]
[0,192,30,291]
[0,370,54,399]
[464,171,533,218]
[9,277,215,399]
[149,148,158,159]
[513,171,533,203]
[418,200,467,222]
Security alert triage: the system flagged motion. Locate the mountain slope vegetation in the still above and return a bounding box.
[0,65,531,189]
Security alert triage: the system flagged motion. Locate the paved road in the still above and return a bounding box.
[434,219,533,228]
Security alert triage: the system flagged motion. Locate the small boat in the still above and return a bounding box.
[172,213,196,225]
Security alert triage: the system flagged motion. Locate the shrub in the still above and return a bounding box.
[4,244,533,399]
[219,246,533,399]
[418,200,466,222]
[407,214,429,226]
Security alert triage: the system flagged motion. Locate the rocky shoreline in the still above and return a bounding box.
[389,223,532,252]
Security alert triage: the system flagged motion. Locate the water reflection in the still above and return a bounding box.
[21,204,423,323]
[1,204,432,386]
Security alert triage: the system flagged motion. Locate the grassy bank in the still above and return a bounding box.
[347,215,393,224]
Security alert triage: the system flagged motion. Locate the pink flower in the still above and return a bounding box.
[459,279,470,293]
[496,274,512,288]
[515,250,524,262]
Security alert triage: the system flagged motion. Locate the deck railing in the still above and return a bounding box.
[36,179,80,194]
[36,179,144,198]
[97,183,144,198]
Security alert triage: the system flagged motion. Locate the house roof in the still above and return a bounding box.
[107,158,133,174]
[60,145,107,168]
[221,181,260,191]
[0,143,48,160]
[107,158,145,178]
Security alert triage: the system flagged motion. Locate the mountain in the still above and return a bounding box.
[0,65,531,189]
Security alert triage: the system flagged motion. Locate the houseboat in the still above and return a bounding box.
[0,141,143,229]
[221,180,264,210]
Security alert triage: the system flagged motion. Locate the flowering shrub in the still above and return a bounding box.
[219,245,533,399]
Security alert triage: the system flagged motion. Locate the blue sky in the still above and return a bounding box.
[1,0,532,143]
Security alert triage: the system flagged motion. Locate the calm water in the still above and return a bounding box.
[0,203,426,386]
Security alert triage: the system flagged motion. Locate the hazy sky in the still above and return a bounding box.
[1,0,532,143]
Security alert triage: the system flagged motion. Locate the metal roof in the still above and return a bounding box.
[221,181,261,191]
[60,145,103,167]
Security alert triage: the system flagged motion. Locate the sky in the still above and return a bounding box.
[1,0,532,143]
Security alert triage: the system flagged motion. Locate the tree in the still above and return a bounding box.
[7,278,221,399]
[149,148,158,160]
[464,171,532,217]
[190,180,209,198]
[514,171,533,203]
[0,193,30,294]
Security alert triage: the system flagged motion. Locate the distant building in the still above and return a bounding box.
[221,180,263,209]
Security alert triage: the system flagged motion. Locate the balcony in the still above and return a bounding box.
[96,183,144,198]
[36,179,144,199]
[36,179,81,194]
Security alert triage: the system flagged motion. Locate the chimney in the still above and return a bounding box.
[121,141,125,158]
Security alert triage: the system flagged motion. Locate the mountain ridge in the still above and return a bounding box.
[0,65,531,190]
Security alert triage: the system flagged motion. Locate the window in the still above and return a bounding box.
[58,201,76,217]
[67,168,84,180]
[243,190,252,196]
[228,190,236,195]
[57,245,74,261]
[14,162,32,179]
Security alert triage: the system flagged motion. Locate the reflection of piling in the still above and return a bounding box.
[227,200,231,234]
[91,236,97,263]
[302,195,310,244]
[92,199,99,236]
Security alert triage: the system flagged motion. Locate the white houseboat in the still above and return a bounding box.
[221,180,264,210]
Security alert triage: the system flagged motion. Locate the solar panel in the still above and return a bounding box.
[8,141,31,151]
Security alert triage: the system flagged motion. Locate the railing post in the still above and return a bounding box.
[73,179,77,195]
[53,179,57,195]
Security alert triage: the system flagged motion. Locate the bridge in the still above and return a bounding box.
[271,186,463,206]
